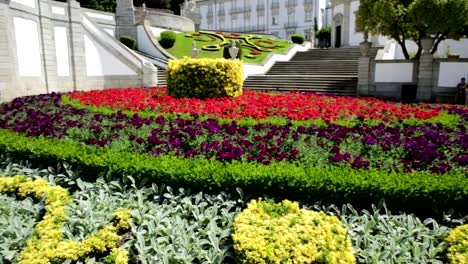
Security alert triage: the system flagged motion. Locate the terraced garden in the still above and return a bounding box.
[0,88,467,263]
[165,31,291,63]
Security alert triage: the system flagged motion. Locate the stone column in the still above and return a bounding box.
[68,0,87,91]
[416,38,434,102]
[357,41,372,95]
[38,0,56,93]
[115,0,137,40]
[342,0,350,47]
[0,1,11,101]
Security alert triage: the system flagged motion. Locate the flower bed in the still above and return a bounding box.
[0,90,466,215]
[68,88,442,122]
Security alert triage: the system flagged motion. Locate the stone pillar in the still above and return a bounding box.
[142,61,158,87]
[357,41,372,95]
[342,0,350,47]
[0,1,11,101]
[68,0,87,91]
[115,0,137,40]
[416,38,434,102]
[38,0,56,93]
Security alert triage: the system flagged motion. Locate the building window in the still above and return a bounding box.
[258,14,265,25]
[305,9,313,22]
[288,11,295,22]
[272,16,279,25]
[219,16,225,29]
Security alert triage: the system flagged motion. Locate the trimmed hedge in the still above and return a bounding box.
[166,57,243,99]
[0,129,467,216]
[291,33,304,44]
[119,36,137,50]
[159,30,177,49]
[233,199,355,263]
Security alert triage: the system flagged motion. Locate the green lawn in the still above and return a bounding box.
[164,31,292,64]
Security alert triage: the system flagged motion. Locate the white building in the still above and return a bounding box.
[330,0,386,48]
[191,0,332,41]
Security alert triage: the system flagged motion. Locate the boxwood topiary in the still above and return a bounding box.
[291,33,305,44]
[119,36,137,50]
[232,199,356,264]
[159,30,177,49]
[223,40,243,60]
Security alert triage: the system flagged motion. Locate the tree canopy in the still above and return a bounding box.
[356,0,468,59]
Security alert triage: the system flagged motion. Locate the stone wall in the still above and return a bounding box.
[0,0,157,102]
[359,43,467,102]
[135,8,194,33]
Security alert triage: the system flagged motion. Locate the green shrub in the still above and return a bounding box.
[233,199,355,263]
[291,33,304,44]
[446,224,468,263]
[222,40,244,60]
[0,128,467,216]
[159,30,177,49]
[166,57,243,99]
[316,27,331,43]
[119,36,137,50]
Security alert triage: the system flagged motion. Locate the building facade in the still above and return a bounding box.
[191,0,332,41]
[330,0,386,47]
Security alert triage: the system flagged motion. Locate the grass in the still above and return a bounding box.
[164,31,292,64]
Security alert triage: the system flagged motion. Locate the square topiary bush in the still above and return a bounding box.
[166,58,243,99]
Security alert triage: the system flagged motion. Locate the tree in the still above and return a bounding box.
[133,0,171,9]
[168,0,185,15]
[356,0,468,60]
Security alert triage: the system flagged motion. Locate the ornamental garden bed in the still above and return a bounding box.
[164,31,291,63]
[0,88,467,263]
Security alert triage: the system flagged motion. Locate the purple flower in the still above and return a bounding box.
[352,156,370,169]
[331,146,340,154]
[362,135,377,145]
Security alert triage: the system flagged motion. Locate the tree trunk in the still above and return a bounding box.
[414,38,422,60]
[431,34,445,55]
[397,39,410,60]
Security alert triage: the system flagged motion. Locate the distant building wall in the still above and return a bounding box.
[189,0,330,40]
[0,0,157,102]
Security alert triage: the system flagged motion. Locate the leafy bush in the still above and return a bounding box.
[0,175,130,264]
[119,36,137,50]
[310,202,452,264]
[159,30,177,49]
[0,155,466,263]
[316,27,331,44]
[446,224,468,263]
[222,40,244,60]
[233,199,355,263]
[291,33,305,44]
[166,58,243,99]
[0,195,41,263]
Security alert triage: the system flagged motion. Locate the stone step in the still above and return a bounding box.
[247,75,358,79]
[158,69,167,87]
[244,87,357,96]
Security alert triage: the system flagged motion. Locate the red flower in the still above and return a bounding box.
[68,88,441,122]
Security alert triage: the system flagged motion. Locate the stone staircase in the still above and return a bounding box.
[157,69,166,87]
[243,47,379,96]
